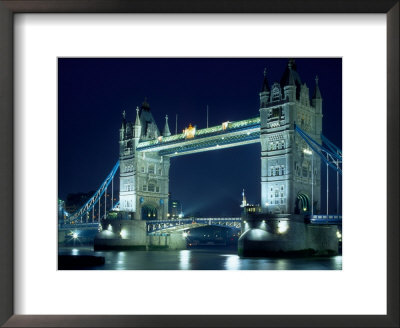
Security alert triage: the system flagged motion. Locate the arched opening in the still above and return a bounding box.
[295,193,310,214]
[141,204,158,220]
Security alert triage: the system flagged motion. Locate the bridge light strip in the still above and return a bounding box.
[136,120,261,152]
[159,131,260,156]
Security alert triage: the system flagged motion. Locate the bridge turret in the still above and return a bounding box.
[119,110,126,141]
[162,115,171,137]
[134,106,142,141]
[259,68,270,108]
[282,60,297,102]
[312,75,323,114]
[139,98,160,140]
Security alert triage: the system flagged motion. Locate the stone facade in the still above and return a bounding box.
[119,100,170,220]
[260,60,323,215]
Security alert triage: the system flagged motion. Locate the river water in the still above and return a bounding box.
[59,246,342,270]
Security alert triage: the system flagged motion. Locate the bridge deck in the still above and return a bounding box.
[136,117,261,156]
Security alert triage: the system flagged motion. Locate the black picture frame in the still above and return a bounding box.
[0,1,398,327]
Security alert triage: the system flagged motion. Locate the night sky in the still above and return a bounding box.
[58,58,342,217]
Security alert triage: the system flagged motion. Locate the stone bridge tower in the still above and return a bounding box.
[119,99,170,220]
[260,60,323,215]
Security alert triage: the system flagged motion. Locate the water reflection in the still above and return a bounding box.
[275,259,289,270]
[223,255,240,270]
[58,246,342,270]
[179,250,191,270]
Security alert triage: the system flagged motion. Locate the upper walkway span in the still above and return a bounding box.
[136,117,261,156]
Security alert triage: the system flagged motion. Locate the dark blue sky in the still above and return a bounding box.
[58,58,342,216]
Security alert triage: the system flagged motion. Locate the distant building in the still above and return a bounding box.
[58,199,65,224]
[240,190,262,215]
[169,199,182,219]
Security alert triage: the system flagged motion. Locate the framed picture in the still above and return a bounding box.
[0,1,398,327]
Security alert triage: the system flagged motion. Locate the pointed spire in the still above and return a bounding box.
[141,97,150,111]
[287,61,296,86]
[261,68,270,92]
[134,106,141,126]
[241,189,247,207]
[281,58,300,87]
[312,75,322,99]
[162,115,171,137]
[121,110,127,129]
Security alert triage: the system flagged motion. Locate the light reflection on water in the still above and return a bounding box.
[58,247,342,270]
[223,255,241,270]
[179,250,191,270]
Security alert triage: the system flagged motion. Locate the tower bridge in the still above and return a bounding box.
[61,59,342,256]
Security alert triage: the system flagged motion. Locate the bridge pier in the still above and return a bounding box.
[93,218,187,250]
[238,213,339,257]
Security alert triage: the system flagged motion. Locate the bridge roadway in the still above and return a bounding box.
[59,215,341,233]
[136,117,261,156]
[59,217,242,232]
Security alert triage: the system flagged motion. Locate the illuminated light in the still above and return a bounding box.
[167,213,170,217]
[184,123,196,139]
[262,220,265,223]
[247,132,250,135]
[244,220,247,224]
[216,144,220,147]
[221,121,230,130]
[303,207,307,211]
[174,152,178,155]
[277,221,289,234]
[72,232,78,239]
[157,136,163,142]
[265,202,269,206]
[336,231,342,239]
[182,232,188,238]
[148,213,151,217]
[303,148,312,155]
[120,229,127,238]
[178,213,183,218]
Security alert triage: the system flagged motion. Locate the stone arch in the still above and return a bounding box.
[295,193,310,214]
[141,203,158,220]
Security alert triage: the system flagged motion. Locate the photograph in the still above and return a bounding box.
[58,57,342,270]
